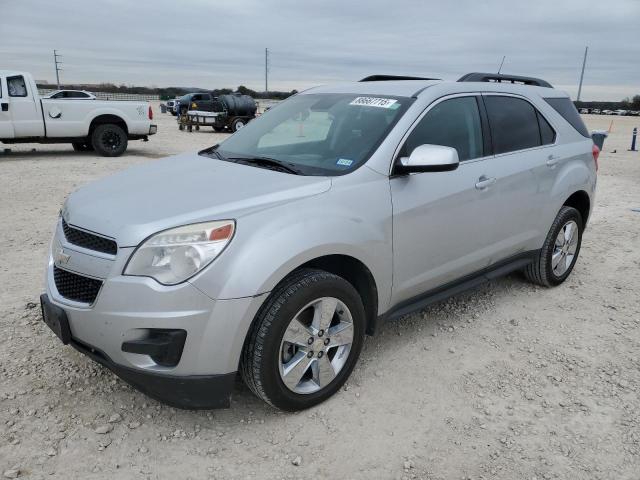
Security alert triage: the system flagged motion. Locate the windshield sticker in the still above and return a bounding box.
[349,97,398,108]
[336,158,354,167]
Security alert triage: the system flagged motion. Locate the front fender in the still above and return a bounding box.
[189,170,393,313]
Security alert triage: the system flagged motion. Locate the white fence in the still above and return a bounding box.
[38,89,160,101]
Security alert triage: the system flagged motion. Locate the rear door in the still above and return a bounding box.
[480,94,557,263]
[0,76,15,139]
[7,75,44,137]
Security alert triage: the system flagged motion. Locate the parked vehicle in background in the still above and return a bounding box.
[166,99,179,115]
[592,109,601,114]
[40,72,597,411]
[614,109,628,116]
[579,108,589,114]
[44,90,96,100]
[0,71,157,156]
[178,93,257,132]
[602,109,614,115]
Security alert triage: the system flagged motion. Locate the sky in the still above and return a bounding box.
[1,0,638,101]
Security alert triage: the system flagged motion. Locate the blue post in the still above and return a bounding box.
[631,127,638,152]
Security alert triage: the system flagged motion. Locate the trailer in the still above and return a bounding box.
[177,93,257,133]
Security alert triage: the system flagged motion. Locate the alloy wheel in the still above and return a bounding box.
[278,297,354,394]
[552,220,579,276]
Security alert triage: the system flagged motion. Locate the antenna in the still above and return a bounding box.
[576,46,588,102]
[497,56,506,74]
[53,50,63,89]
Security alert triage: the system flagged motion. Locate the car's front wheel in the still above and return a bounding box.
[241,269,365,411]
[524,205,583,286]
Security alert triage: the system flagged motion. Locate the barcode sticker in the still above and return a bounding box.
[349,97,398,108]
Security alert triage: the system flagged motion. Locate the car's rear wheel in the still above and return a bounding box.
[72,141,93,152]
[91,124,128,157]
[524,206,583,286]
[241,269,365,411]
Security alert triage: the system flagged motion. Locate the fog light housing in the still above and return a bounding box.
[121,329,187,367]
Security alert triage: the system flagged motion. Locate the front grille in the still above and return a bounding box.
[53,266,103,304]
[62,219,117,255]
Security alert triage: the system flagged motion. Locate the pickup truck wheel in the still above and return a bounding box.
[523,206,583,287]
[72,142,93,152]
[231,118,246,132]
[91,124,128,157]
[241,269,366,411]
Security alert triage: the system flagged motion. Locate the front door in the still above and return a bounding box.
[390,95,496,305]
[0,77,15,139]
[7,75,43,137]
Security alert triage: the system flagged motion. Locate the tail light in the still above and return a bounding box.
[592,144,600,172]
[148,105,153,120]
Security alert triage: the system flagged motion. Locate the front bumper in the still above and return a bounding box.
[43,218,269,408]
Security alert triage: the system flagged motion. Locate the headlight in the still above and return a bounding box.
[124,220,235,285]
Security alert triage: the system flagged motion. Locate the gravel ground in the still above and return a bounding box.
[1,110,639,480]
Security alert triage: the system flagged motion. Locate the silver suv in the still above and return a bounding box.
[41,73,598,411]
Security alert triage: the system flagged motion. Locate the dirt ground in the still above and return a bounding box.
[1,109,639,480]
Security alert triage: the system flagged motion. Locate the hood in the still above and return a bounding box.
[64,152,331,246]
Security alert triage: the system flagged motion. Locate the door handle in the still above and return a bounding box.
[475,176,496,190]
[546,154,558,167]
[1,103,8,112]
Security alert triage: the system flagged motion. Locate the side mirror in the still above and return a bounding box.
[396,144,460,174]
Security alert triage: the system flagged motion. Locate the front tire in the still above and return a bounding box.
[524,206,583,287]
[241,269,366,411]
[91,124,128,157]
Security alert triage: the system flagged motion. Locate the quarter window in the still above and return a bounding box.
[401,96,484,161]
[537,112,556,145]
[7,76,27,97]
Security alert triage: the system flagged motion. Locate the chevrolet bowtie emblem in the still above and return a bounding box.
[55,248,71,265]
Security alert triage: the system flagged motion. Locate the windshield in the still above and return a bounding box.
[206,93,412,176]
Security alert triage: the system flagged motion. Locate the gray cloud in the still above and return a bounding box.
[1,0,638,100]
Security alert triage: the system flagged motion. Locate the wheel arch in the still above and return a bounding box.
[88,114,129,136]
[562,190,591,227]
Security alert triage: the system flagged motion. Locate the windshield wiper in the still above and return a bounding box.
[227,156,302,175]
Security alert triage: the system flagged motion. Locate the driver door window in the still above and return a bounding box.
[402,96,484,161]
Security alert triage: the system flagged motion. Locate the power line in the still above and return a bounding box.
[53,49,62,89]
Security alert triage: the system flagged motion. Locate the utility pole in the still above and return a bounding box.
[265,48,269,95]
[53,49,62,89]
[577,46,588,102]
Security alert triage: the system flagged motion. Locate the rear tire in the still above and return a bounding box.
[241,269,366,411]
[91,124,128,157]
[72,141,93,152]
[524,206,583,287]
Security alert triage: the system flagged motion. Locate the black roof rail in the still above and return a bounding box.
[360,75,440,82]
[457,72,553,88]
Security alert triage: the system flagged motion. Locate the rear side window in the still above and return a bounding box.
[537,112,556,145]
[402,96,484,161]
[484,96,541,154]
[7,76,27,97]
[544,97,590,137]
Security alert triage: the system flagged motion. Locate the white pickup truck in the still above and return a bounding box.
[0,71,157,156]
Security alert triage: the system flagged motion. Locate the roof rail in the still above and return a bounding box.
[457,72,553,88]
[360,75,440,82]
